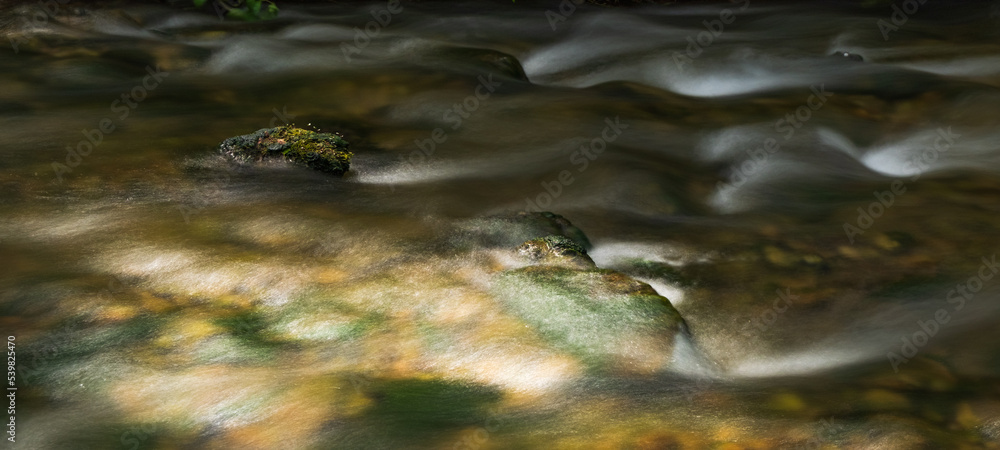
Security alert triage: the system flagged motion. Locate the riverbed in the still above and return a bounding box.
[3,0,1000,448]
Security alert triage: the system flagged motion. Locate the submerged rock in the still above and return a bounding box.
[451,211,591,250]
[493,265,685,374]
[219,126,352,175]
[427,47,529,82]
[481,212,687,374]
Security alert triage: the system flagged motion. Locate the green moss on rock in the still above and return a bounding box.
[493,265,685,373]
[219,126,352,176]
[517,235,595,269]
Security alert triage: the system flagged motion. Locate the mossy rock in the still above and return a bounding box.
[219,126,352,176]
[517,235,595,269]
[493,265,685,373]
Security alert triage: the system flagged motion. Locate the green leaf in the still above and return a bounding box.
[257,2,279,20]
[248,0,262,15]
[192,0,206,6]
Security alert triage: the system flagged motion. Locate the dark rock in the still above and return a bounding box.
[832,51,864,62]
[220,126,352,176]
[428,47,529,82]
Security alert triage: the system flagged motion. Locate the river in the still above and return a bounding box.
[3,0,1000,448]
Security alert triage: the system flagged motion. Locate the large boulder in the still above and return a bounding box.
[494,264,686,374]
[488,213,687,375]
[220,126,352,176]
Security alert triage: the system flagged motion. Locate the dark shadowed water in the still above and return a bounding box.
[3,0,1000,448]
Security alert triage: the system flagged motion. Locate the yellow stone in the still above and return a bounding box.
[100,305,139,322]
[154,316,224,348]
[955,402,980,430]
[139,293,175,313]
[769,392,807,412]
[874,233,900,250]
[863,389,909,410]
[214,294,253,308]
[764,246,795,267]
[315,268,349,284]
[803,254,823,264]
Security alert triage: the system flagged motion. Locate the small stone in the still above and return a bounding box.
[832,51,864,62]
[874,233,900,250]
[769,392,806,412]
[955,402,981,430]
[764,245,795,267]
[99,305,139,322]
[863,389,910,410]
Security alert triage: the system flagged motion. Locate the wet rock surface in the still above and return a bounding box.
[494,265,685,374]
[492,214,686,375]
[832,51,864,62]
[6,1,1000,448]
[517,234,595,269]
[220,126,352,176]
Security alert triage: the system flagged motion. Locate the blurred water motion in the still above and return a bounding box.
[3,0,1000,448]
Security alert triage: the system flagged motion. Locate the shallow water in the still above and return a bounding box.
[3,0,1000,448]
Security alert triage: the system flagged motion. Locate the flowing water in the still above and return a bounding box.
[3,0,1000,448]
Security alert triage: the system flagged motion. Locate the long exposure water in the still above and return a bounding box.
[3,0,1000,448]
